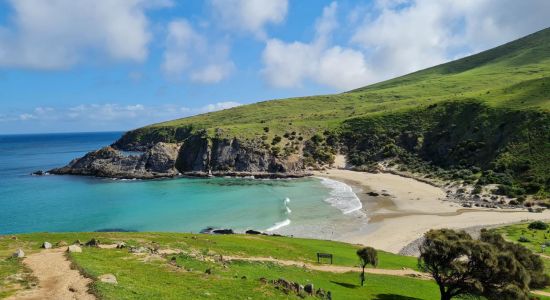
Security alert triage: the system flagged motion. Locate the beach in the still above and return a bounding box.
[314,168,550,254]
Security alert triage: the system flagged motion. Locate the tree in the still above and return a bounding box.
[418,229,532,300]
[356,247,378,286]
[480,229,550,289]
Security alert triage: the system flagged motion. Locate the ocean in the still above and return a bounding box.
[0,132,363,235]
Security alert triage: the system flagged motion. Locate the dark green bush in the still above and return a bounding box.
[528,221,549,230]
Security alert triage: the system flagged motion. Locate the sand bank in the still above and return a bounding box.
[313,169,550,254]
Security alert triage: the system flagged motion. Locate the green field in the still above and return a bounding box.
[3,231,550,299]
[0,232,436,299]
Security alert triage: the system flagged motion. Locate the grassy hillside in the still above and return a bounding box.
[115,28,550,197]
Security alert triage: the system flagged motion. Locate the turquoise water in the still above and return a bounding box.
[0,132,351,234]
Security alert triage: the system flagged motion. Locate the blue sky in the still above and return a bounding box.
[0,0,549,134]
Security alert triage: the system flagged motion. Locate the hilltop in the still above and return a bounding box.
[55,28,550,199]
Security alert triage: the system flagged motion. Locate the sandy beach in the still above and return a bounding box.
[314,168,550,254]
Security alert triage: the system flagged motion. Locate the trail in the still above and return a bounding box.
[222,255,430,279]
[7,248,95,300]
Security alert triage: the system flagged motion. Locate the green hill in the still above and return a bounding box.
[114,28,550,198]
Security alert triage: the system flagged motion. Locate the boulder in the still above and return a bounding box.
[116,242,127,249]
[12,249,25,258]
[32,170,45,176]
[245,230,262,235]
[56,240,68,247]
[212,229,234,235]
[85,238,100,247]
[366,192,379,197]
[304,283,314,294]
[67,245,82,253]
[98,274,118,284]
[41,242,52,249]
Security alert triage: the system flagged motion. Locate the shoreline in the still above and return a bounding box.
[311,169,550,254]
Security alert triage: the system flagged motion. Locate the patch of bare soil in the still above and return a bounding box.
[7,248,95,300]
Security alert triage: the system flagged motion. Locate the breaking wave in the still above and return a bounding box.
[317,177,363,214]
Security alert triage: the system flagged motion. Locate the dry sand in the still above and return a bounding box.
[314,168,550,254]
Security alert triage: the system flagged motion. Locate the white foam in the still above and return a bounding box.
[284,197,292,214]
[266,219,291,232]
[317,177,363,214]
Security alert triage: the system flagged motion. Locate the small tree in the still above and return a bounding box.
[356,247,378,286]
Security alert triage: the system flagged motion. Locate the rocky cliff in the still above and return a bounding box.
[52,135,310,179]
[50,142,181,179]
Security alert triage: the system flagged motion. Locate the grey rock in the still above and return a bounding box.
[12,249,25,258]
[67,245,82,253]
[116,242,127,249]
[98,274,118,284]
[41,242,52,249]
[50,142,181,179]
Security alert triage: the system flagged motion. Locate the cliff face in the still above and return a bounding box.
[176,136,305,177]
[52,135,309,179]
[50,142,181,179]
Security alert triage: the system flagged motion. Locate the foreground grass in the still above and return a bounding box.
[2,231,550,299]
[0,232,428,299]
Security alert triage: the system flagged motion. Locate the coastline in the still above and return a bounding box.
[312,168,550,254]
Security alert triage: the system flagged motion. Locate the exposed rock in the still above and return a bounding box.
[116,242,127,249]
[32,170,45,176]
[366,192,379,197]
[98,274,118,284]
[304,283,314,294]
[212,229,234,235]
[41,242,52,249]
[67,245,82,253]
[245,230,262,235]
[56,240,68,247]
[12,249,25,258]
[129,246,150,254]
[50,142,181,179]
[85,238,100,247]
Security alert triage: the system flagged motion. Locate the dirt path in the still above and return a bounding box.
[7,248,95,300]
[222,255,430,279]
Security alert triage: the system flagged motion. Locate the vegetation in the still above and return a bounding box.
[418,229,548,300]
[356,247,378,287]
[0,232,439,299]
[529,221,549,230]
[115,28,550,197]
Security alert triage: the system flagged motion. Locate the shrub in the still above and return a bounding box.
[518,236,530,243]
[528,221,549,230]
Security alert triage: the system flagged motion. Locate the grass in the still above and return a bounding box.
[2,231,550,299]
[0,232,431,299]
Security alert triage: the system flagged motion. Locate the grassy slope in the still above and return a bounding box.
[144,27,550,139]
[0,232,437,300]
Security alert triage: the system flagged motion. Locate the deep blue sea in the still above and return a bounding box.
[0,132,362,235]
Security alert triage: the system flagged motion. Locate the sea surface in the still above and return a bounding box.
[0,132,363,235]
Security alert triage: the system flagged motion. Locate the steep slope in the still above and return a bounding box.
[59,28,550,197]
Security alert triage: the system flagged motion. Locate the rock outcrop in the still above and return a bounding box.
[176,136,308,178]
[52,134,310,179]
[50,142,181,179]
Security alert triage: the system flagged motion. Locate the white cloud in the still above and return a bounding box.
[261,2,372,91]
[3,102,242,125]
[209,0,288,38]
[351,0,550,81]
[162,19,234,83]
[199,101,241,113]
[0,0,171,69]
[191,63,235,84]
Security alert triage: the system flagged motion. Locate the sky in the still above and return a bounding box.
[0,0,549,134]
